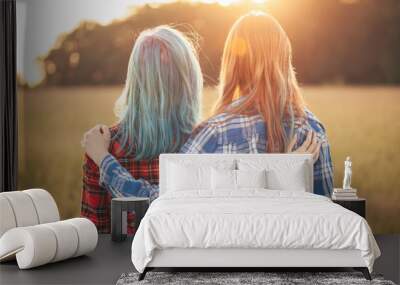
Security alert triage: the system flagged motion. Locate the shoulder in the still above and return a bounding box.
[193,112,264,135]
[294,109,329,142]
[184,112,265,152]
[304,109,326,134]
[188,113,225,139]
[182,112,264,153]
[183,116,222,151]
[108,124,134,159]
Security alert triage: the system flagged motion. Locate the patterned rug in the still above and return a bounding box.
[117,271,396,285]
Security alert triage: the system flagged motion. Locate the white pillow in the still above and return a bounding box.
[211,168,236,190]
[166,159,236,192]
[236,169,267,189]
[238,159,309,192]
[167,162,211,191]
[266,164,307,191]
[211,169,267,191]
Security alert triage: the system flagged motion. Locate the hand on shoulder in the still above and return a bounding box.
[287,131,321,163]
[81,124,111,166]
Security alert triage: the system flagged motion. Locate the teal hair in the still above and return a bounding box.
[115,26,203,160]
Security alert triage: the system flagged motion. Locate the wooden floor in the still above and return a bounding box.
[0,234,398,285]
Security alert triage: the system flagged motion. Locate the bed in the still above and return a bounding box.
[131,154,380,280]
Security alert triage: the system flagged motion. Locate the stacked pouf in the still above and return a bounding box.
[0,189,97,269]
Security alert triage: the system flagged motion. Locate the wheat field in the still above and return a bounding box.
[18,86,400,234]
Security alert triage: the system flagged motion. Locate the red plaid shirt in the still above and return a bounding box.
[81,125,159,233]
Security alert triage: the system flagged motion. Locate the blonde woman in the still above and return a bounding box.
[182,11,333,196]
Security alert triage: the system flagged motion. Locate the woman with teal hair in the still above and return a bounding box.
[81,26,203,232]
[82,22,318,233]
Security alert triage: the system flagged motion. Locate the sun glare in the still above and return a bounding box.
[217,0,239,6]
[204,0,268,5]
[121,0,269,8]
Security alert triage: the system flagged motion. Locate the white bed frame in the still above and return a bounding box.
[139,154,370,280]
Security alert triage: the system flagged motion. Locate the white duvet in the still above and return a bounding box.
[131,190,380,273]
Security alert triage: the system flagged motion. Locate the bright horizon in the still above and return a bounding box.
[17,0,268,85]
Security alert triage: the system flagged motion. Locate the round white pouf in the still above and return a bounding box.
[0,196,17,237]
[0,189,60,239]
[0,218,98,269]
[0,226,57,269]
[23,189,60,224]
[65,218,98,257]
[0,192,39,227]
[42,221,79,262]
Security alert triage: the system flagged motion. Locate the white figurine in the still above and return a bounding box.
[343,156,352,190]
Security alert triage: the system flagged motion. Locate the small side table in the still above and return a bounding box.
[111,197,149,242]
[332,198,366,218]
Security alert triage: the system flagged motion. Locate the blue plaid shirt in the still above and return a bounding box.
[100,109,333,199]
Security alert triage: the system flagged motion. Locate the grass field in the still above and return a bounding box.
[18,86,400,234]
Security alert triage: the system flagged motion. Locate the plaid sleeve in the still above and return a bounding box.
[180,123,218,153]
[81,154,111,233]
[315,141,334,196]
[295,122,334,197]
[99,154,159,202]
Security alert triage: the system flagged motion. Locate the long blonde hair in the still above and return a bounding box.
[215,11,305,153]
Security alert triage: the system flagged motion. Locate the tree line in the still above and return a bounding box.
[41,0,400,86]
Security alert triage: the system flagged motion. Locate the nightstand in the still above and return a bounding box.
[332,198,366,218]
[111,197,150,242]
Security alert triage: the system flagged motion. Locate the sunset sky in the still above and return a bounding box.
[16,0,269,85]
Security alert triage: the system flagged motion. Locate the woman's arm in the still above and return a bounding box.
[99,154,159,201]
[82,125,160,201]
[313,141,334,196]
